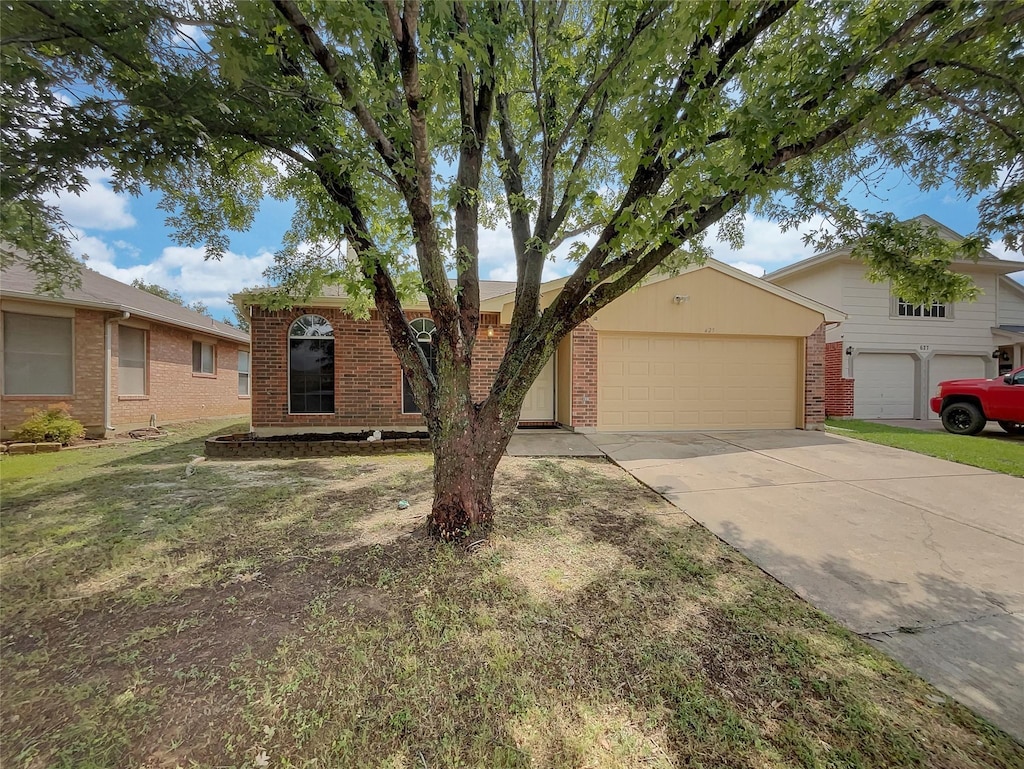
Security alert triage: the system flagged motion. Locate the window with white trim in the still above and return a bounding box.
[289,315,334,414]
[192,340,215,374]
[2,312,73,395]
[893,297,951,318]
[237,350,250,396]
[402,318,437,414]
[118,326,147,395]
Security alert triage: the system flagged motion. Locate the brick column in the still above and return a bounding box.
[803,323,826,429]
[570,323,598,430]
[824,340,854,417]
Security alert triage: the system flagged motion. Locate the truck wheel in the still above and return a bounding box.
[941,402,986,435]
[997,420,1024,436]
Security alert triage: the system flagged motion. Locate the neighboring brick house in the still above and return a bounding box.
[1,260,251,438]
[238,260,843,436]
[767,215,1024,420]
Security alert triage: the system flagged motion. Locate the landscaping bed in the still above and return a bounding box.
[2,418,1021,768]
[206,430,431,459]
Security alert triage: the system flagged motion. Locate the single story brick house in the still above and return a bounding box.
[1,259,251,438]
[238,260,844,436]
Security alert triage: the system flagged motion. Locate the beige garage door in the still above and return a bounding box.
[597,333,799,431]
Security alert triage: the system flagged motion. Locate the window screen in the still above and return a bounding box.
[2,312,73,395]
[192,341,215,374]
[238,350,250,396]
[118,326,146,395]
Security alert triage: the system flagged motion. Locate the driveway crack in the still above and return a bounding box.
[859,609,1016,639]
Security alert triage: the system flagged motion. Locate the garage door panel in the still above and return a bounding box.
[853,354,915,419]
[927,356,987,419]
[598,333,799,430]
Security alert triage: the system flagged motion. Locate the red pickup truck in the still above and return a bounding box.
[930,365,1024,435]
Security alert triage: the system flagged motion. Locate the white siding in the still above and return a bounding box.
[772,259,1007,418]
[772,266,844,343]
[834,264,997,351]
[997,278,1024,326]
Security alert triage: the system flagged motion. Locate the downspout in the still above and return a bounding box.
[104,311,130,435]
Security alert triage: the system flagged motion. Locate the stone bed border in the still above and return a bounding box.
[205,435,431,459]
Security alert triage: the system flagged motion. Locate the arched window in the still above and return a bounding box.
[289,314,335,414]
[403,318,437,414]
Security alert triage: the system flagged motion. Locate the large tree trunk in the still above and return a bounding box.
[428,407,514,541]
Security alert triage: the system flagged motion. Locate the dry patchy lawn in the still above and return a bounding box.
[1,420,1021,768]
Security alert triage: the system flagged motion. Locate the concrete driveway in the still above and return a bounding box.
[589,429,1024,740]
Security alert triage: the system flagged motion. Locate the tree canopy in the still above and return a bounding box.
[3,0,1023,535]
[130,277,212,316]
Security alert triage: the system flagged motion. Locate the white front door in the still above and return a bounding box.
[521,356,555,421]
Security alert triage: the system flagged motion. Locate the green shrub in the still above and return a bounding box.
[13,405,86,445]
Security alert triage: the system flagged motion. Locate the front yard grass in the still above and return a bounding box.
[2,419,1021,768]
[826,418,1024,477]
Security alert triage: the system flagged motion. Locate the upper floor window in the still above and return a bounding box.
[402,318,437,414]
[893,297,952,319]
[289,315,334,414]
[2,312,73,395]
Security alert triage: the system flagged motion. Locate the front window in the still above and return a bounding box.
[237,350,250,396]
[402,318,437,414]
[192,340,215,374]
[2,312,73,395]
[894,297,950,318]
[289,314,334,414]
[118,326,147,395]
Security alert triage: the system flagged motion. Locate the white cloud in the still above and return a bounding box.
[74,234,274,314]
[67,229,118,263]
[45,167,136,231]
[487,264,517,281]
[984,237,1023,261]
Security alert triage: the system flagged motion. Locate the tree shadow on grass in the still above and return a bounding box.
[711,518,1024,742]
[2,456,1021,769]
[99,420,250,467]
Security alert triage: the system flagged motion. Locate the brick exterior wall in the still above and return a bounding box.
[250,307,510,430]
[570,323,598,429]
[1,308,107,437]
[1,307,249,438]
[824,340,855,417]
[803,323,826,429]
[110,321,250,430]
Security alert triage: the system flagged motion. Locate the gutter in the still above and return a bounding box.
[104,311,130,434]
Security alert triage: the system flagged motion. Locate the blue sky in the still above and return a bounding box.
[49,167,1023,323]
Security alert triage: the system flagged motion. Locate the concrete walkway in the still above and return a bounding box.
[506,429,605,457]
[589,429,1024,740]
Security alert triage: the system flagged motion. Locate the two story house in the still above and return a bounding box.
[766,216,1024,420]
